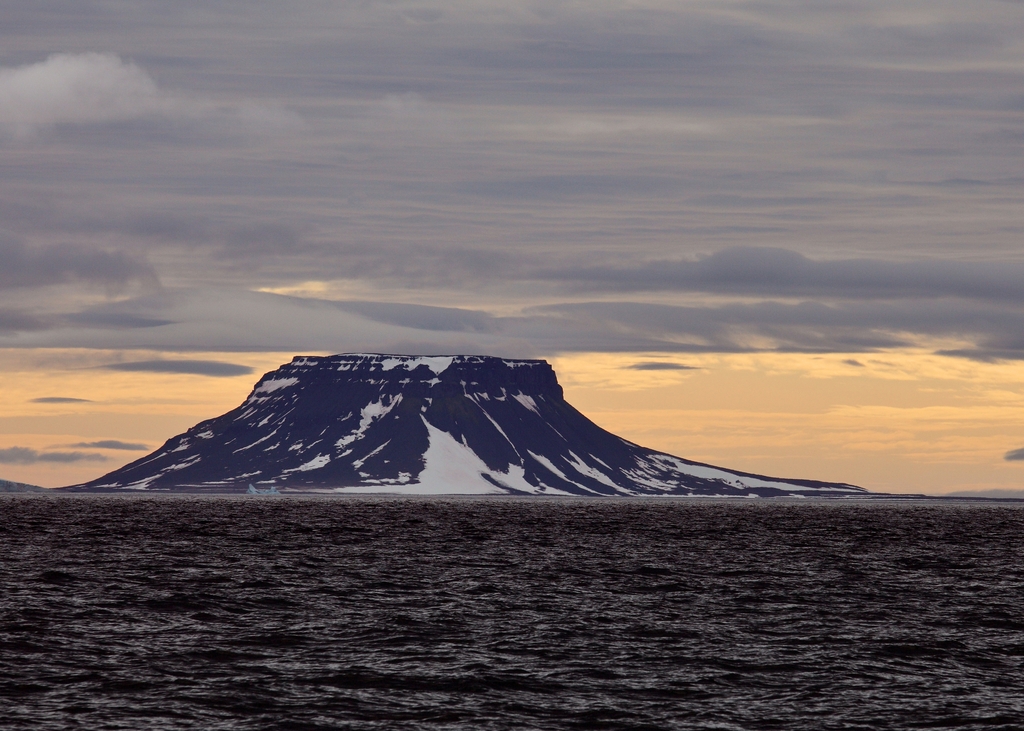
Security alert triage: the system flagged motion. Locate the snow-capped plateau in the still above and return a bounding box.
[62,354,867,497]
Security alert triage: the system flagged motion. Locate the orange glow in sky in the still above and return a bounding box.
[5,348,1024,494]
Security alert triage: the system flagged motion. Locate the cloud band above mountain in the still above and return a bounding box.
[3,281,1024,362]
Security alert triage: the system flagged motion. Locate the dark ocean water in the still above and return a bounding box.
[2,497,1023,730]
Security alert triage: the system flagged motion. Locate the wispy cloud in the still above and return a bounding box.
[8,287,1024,361]
[0,53,166,138]
[99,359,254,377]
[0,53,302,139]
[31,397,93,403]
[626,362,699,371]
[69,440,148,451]
[0,446,106,464]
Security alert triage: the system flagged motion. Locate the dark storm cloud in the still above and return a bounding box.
[70,440,148,451]
[1003,448,1024,462]
[0,447,105,464]
[100,360,254,376]
[31,397,92,403]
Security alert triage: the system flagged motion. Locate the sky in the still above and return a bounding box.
[3,1,1024,494]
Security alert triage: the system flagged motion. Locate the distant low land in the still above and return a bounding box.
[0,479,46,493]
[941,489,1024,500]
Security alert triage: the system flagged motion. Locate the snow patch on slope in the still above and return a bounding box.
[342,417,542,495]
[566,451,622,490]
[353,440,390,469]
[336,395,402,449]
[255,377,299,394]
[528,451,572,483]
[471,397,522,459]
[411,417,507,494]
[233,428,278,453]
[512,393,541,415]
[647,454,859,492]
[285,454,331,473]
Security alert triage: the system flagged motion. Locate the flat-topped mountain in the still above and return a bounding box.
[63,354,866,497]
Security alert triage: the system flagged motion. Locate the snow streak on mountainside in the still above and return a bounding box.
[64,354,867,496]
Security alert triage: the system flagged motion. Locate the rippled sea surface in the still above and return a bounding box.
[3,497,1024,730]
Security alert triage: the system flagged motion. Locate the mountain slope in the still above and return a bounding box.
[63,354,866,497]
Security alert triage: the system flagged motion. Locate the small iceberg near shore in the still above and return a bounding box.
[247,484,280,495]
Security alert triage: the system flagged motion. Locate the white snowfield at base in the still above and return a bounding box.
[649,455,854,492]
[336,417,542,495]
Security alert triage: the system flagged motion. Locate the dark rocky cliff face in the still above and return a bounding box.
[65,354,865,496]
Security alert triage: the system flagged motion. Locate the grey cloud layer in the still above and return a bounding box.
[0,236,155,291]
[5,285,1024,361]
[535,248,1024,302]
[2,2,1024,358]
